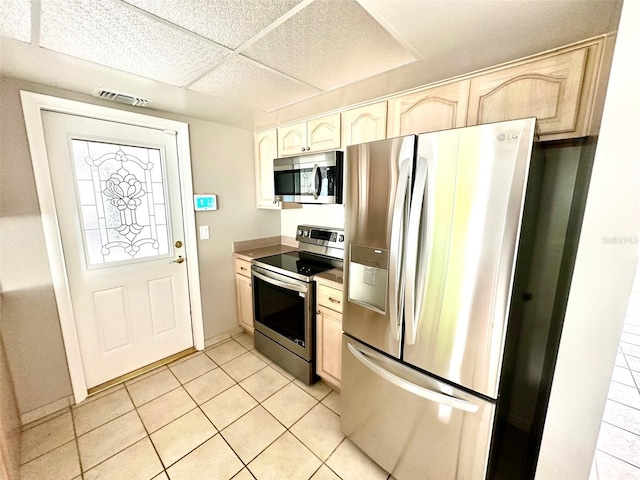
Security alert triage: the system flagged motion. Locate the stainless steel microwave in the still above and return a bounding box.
[273,151,343,204]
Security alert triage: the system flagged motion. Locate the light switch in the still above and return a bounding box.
[199,225,210,240]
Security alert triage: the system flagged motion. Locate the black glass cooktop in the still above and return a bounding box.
[252,251,342,281]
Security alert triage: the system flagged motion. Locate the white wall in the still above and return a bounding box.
[281,204,345,236]
[536,1,640,478]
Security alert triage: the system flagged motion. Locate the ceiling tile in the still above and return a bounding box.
[1,0,31,43]
[242,0,418,91]
[188,55,321,112]
[40,0,231,87]
[123,0,303,50]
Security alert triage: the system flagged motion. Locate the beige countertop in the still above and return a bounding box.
[314,268,343,289]
[233,236,343,289]
[233,244,298,262]
[232,235,298,261]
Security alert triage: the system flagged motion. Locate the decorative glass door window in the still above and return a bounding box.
[71,139,171,266]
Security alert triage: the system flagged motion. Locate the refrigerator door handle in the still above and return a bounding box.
[389,158,412,341]
[405,156,428,344]
[346,342,479,413]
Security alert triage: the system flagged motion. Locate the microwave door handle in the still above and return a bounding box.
[389,158,412,341]
[347,343,479,413]
[312,163,319,199]
[252,269,307,294]
[405,156,428,345]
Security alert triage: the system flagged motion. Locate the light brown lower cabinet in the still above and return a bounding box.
[234,258,254,333]
[316,283,343,389]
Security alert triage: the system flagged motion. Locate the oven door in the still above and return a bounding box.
[251,265,314,360]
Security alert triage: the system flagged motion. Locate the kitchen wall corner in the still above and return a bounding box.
[280,204,345,236]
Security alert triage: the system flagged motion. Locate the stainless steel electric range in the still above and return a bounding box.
[251,225,344,384]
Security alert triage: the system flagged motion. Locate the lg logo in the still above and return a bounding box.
[496,132,520,141]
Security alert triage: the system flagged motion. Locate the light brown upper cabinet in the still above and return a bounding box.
[387,80,470,137]
[466,40,604,140]
[254,129,280,209]
[343,101,388,146]
[277,113,341,156]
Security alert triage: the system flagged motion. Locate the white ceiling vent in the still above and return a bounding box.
[95,88,152,107]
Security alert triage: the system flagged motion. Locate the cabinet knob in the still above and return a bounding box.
[316,310,321,315]
[301,147,306,152]
[305,147,310,151]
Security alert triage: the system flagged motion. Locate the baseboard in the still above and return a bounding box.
[20,395,73,427]
[204,326,245,349]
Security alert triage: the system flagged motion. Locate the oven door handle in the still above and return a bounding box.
[252,269,308,294]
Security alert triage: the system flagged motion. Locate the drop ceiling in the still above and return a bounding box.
[0,0,623,130]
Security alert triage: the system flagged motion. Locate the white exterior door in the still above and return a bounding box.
[42,111,193,389]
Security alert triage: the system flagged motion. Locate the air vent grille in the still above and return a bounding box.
[94,88,152,107]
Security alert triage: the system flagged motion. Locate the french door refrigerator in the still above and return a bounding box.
[341,118,537,480]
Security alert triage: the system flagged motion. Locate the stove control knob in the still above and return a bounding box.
[303,230,309,237]
[338,234,344,242]
[297,228,303,236]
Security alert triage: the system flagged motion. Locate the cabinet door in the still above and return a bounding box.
[277,122,307,156]
[316,305,343,388]
[343,102,388,146]
[467,48,587,137]
[254,129,279,209]
[387,80,469,137]
[236,274,254,332]
[307,113,341,152]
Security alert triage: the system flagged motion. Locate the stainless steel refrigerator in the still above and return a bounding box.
[341,118,537,480]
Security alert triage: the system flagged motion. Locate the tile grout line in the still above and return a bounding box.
[37,334,354,480]
[606,397,640,414]
[123,380,168,479]
[19,410,76,468]
[69,405,85,479]
[595,447,640,473]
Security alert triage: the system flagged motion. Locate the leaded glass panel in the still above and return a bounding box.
[70,139,171,266]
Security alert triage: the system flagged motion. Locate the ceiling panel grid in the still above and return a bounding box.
[241,0,418,91]
[40,0,232,87]
[189,54,321,111]
[122,0,304,50]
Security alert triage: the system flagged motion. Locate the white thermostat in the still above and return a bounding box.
[193,194,218,211]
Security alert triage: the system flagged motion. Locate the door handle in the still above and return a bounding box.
[311,163,320,199]
[405,156,428,345]
[347,343,479,413]
[171,256,185,264]
[389,157,412,341]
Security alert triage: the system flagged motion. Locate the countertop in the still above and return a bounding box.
[314,268,344,289]
[232,235,298,262]
[232,236,343,289]
[233,244,298,262]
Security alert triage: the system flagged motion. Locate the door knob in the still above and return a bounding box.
[172,256,185,264]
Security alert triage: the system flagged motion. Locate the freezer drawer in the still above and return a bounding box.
[341,335,495,480]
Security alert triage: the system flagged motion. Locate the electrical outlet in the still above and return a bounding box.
[199,225,210,240]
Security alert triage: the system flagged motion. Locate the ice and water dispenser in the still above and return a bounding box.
[348,245,389,314]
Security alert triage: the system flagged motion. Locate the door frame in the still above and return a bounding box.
[20,91,204,404]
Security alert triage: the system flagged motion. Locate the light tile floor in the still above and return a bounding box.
[591,289,640,479]
[19,333,392,480]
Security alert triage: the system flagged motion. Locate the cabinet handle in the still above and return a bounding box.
[329,297,340,304]
[240,266,247,271]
